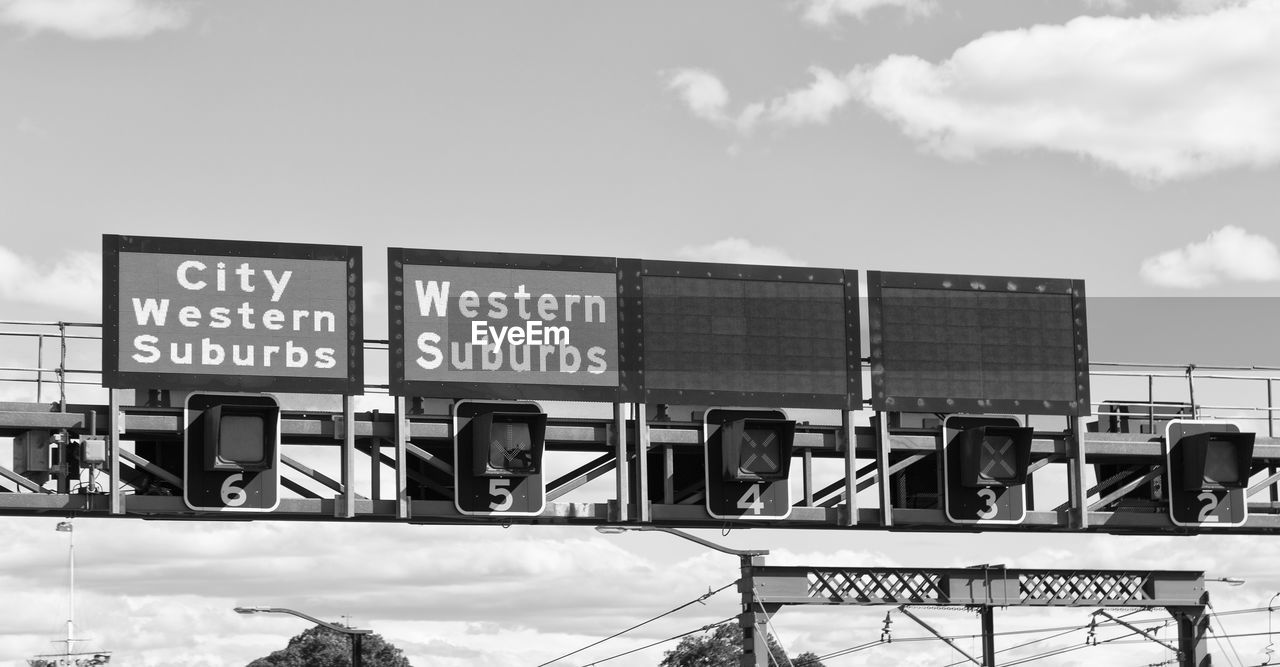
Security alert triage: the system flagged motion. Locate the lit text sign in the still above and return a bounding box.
[389,249,619,401]
[104,235,362,393]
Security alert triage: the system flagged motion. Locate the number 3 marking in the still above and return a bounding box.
[220,474,247,507]
[489,478,514,512]
[737,484,764,515]
[976,488,998,520]
[1197,491,1220,522]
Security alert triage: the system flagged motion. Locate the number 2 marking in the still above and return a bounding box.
[976,488,998,520]
[489,478,514,512]
[1197,491,1220,522]
[737,484,765,515]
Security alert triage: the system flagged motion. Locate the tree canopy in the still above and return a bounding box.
[659,623,826,667]
[246,624,411,667]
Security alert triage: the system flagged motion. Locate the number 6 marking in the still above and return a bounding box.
[220,474,247,507]
[976,488,998,520]
[1197,491,1220,522]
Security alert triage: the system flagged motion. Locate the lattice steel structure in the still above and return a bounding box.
[740,564,1209,667]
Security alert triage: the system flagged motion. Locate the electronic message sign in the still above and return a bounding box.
[389,248,620,401]
[867,271,1089,416]
[623,260,859,409]
[103,235,363,394]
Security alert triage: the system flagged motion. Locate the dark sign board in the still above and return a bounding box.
[624,260,860,410]
[389,248,621,401]
[867,271,1089,416]
[103,235,363,394]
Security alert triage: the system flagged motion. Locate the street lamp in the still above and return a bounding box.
[1207,577,1247,587]
[234,606,371,667]
[594,525,769,559]
[595,525,775,666]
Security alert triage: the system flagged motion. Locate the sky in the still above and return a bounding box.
[2,0,1280,665]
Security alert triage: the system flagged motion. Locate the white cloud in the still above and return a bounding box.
[0,0,188,40]
[849,0,1280,181]
[670,1,1280,181]
[665,69,732,127]
[675,238,808,266]
[0,244,100,314]
[1139,225,1280,288]
[665,67,854,135]
[798,0,935,26]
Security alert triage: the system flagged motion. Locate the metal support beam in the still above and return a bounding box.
[751,566,1206,608]
[842,409,858,526]
[1068,417,1089,529]
[636,403,650,523]
[109,389,123,515]
[613,402,628,522]
[875,413,893,527]
[1169,605,1211,667]
[338,395,356,518]
[395,397,409,519]
[980,606,995,667]
[738,554,772,667]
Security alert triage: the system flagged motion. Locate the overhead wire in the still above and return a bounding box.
[535,580,737,667]
[577,615,739,666]
[1210,602,1249,667]
[941,621,1092,667]
[754,599,794,667]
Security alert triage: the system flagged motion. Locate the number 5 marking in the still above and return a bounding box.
[976,488,998,520]
[737,484,765,515]
[220,474,247,507]
[489,478,514,512]
[1197,491,1220,522]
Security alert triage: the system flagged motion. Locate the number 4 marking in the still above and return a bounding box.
[737,484,765,515]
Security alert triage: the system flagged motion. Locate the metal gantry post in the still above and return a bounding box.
[739,554,772,667]
[1170,604,1211,667]
[613,402,629,522]
[980,606,996,666]
[875,413,894,527]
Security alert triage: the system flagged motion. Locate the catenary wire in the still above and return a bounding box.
[577,616,739,666]
[754,598,794,667]
[534,580,737,667]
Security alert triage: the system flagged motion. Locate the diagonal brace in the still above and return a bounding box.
[897,605,982,666]
[1095,610,1181,656]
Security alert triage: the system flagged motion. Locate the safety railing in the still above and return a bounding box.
[1,322,1277,434]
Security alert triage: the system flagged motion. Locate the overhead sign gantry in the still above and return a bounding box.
[2,232,1277,537]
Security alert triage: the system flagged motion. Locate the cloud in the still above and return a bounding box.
[798,0,936,26]
[0,0,189,40]
[849,0,1280,181]
[1139,225,1280,288]
[674,238,808,266]
[0,244,100,314]
[665,67,854,135]
[666,69,732,126]
[668,1,1280,181]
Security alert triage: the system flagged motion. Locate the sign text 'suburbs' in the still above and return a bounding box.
[104,235,362,393]
[391,251,619,400]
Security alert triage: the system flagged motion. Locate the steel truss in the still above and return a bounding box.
[738,563,1209,667]
[1,396,1280,537]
